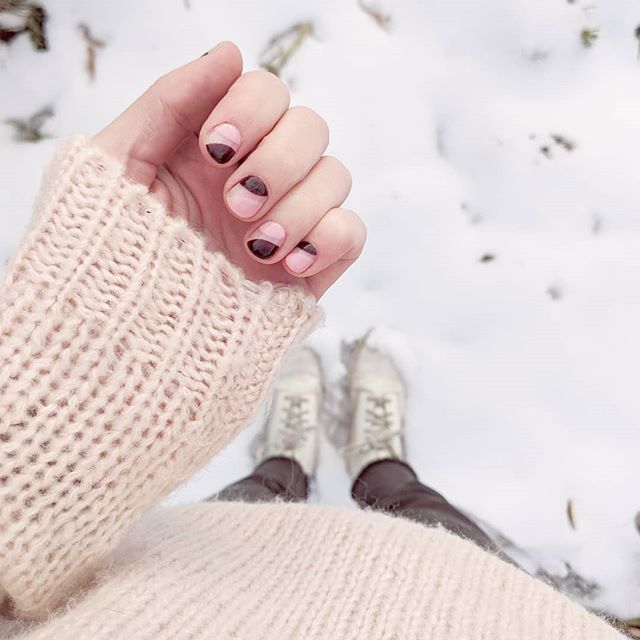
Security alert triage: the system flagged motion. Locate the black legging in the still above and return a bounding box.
[211,456,497,553]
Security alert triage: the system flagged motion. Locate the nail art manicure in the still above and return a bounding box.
[227,176,269,219]
[247,221,286,259]
[285,241,318,273]
[205,123,241,164]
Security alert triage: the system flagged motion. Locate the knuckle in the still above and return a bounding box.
[150,72,171,92]
[155,94,192,135]
[148,71,195,134]
[340,209,368,251]
[292,186,321,213]
[241,68,273,82]
[321,156,352,189]
[269,139,305,177]
[289,106,329,141]
[242,69,289,96]
[354,216,368,247]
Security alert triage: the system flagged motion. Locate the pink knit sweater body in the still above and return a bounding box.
[0,140,623,639]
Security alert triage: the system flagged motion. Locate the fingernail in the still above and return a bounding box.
[201,42,225,57]
[227,176,269,219]
[205,123,241,164]
[247,221,286,259]
[285,242,318,273]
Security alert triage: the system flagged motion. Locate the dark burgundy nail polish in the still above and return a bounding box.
[248,239,278,259]
[296,241,317,256]
[240,176,268,197]
[206,143,235,164]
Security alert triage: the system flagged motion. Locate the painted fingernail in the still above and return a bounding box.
[201,42,225,57]
[205,123,241,164]
[227,176,269,219]
[247,221,286,260]
[285,242,318,273]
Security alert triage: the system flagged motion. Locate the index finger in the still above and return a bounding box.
[94,42,243,184]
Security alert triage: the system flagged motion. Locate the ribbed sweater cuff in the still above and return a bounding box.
[0,137,321,616]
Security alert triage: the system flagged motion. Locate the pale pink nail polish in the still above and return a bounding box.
[247,221,286,259]
[285,242,318,273]
[227,176,269,219]
[205,123,241,164]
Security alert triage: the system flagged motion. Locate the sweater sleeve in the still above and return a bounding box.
[0,137,321,617]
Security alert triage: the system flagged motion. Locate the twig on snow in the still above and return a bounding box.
[78,23,105,81]
[580,27,599,48]
[260,22,314,77]
[551,133,576,152]
[546,285,563,301]
[0,0,47,50]
[357,0,391,32]
[566,499,576,530]
[4,105,53,142]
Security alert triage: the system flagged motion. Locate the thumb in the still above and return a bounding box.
[94,41,243,184]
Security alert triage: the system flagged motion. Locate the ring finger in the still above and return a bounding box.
[244,156,352,263]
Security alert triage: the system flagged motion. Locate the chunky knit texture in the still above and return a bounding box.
[0,139,624,639]
[3,504,625,639]
[0,138,319,616]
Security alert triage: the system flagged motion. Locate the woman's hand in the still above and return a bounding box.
[93,42,366,300]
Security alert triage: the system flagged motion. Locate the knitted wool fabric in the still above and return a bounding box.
[5,505,625,639]
[0,138,320,616]
[0,140,624,639]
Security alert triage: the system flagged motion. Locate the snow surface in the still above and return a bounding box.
[2,0,640,618]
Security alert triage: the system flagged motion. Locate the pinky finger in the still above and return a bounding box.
[283,208,366,299]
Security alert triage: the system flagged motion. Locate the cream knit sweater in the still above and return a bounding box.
[0,139,623,639]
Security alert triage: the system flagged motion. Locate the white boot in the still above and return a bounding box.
[255,346,322,477]
[344,341,407,479]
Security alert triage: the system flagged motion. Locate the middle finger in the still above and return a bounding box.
[223,106,330,221]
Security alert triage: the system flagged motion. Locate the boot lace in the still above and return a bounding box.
[275,394,314,453]
[346,393,402,455]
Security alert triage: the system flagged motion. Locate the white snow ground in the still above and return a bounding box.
[2,0,640,619]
